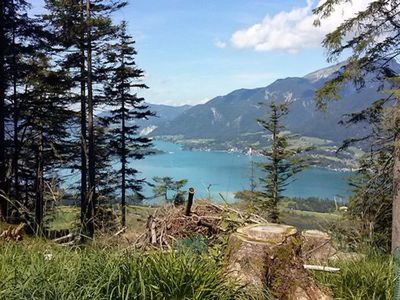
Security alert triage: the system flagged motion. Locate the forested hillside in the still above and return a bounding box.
[151,62,399,146]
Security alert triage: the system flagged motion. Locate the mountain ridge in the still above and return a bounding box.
[149,63,382,144]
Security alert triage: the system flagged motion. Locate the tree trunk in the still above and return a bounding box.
[301,230,336,262]
[392,134,400,252]
[11,0,19,201]
[79,0,88,234]
[121,81,126,227]
[86,0,95,237]
[270,112,279,222]
[0,0,7,219]
[35,128,44,234]
[226,224,331,300]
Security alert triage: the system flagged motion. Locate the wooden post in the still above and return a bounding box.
[185,187,195,216]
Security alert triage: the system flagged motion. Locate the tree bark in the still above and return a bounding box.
[79,0,88,234]
[11,2,19,201]
[226,224,331,300]
[121,71,126,227]
[271,112,279,222]
[392,134,400,252]
[86,0,95,237]
[35,128,44,234]
[0,0,7,219]
[301,230,336,262]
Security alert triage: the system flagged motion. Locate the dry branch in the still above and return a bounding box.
[136,201,267,249]
[0,223,25,241]
[303,265,340,273]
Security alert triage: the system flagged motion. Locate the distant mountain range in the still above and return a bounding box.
[96,61,400,169]
[137,103,191,135]
[142,62,393,146]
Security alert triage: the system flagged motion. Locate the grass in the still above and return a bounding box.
[48,206,79,230]
[125,205,155,230]
[0,238,394,300]
[16,203,394,300]
[312,254,394,300]
[0,240,250,300]
[280,208,340,230]
[1,203,396,300]
[47,205,154,232]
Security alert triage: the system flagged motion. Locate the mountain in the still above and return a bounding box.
[151,62,389,145]
[98,103,191,136]
[139,103,191,135]
[147,103,192,124]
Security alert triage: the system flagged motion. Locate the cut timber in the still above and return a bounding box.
[301,230,336,262]
[303,265,340,273]
[53,233,74,244]
[114,227,127,236]
[0,223,25,241]
[226,224,332,300]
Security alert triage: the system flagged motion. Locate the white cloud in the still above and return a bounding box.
[231,0,373,53]
[214,39,227,49]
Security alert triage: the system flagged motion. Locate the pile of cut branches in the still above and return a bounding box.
[137,200,268,249]
[0,223,25,241]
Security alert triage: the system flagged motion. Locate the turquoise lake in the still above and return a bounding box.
[131,141,352,203]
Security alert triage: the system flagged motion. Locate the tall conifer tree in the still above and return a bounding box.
[104,22,153,226]
[20,53,73,233]
[0,0,42,219]
[257,100,310,222]
[44,0,126,237]
[313,0,400,252]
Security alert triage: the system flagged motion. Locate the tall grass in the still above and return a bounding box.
[1,240,394,300]
[312,254,394,300]
[0,241,250,300]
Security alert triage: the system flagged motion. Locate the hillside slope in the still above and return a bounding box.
[151,62,386,144]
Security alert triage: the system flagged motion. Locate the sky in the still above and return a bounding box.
[31,0,372,106]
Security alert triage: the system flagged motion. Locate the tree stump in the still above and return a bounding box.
[301,230,336,262]
[225,224,331,300]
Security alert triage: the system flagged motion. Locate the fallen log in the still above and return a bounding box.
[225,223,332,300]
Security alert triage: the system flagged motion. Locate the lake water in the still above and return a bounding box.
[132,141,352,203]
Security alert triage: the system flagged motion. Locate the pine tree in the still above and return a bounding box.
[104,22,153,226]
[349,150,393,250]
[313,0,400,252]
[257,100,310,222]
[152,177,188,203]
[0,0,7,219]
[42,0,88,230]
[0,0,43,219]
[20,53,73,233]
[44,0,126,237]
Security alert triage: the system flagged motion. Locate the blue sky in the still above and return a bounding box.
[31,0,371,106]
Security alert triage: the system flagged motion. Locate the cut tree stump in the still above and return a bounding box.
[225,223,332,300]
[301,230,336,262]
